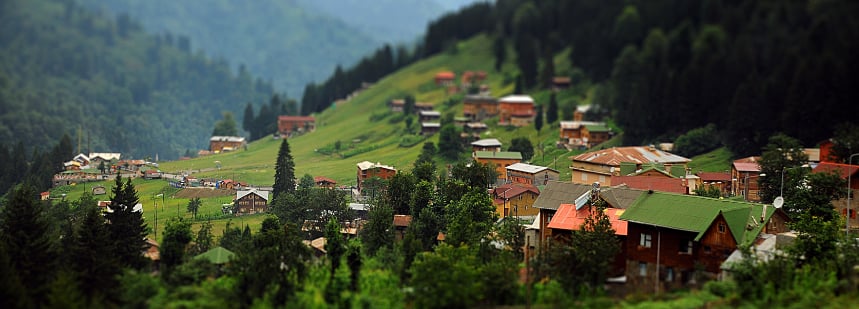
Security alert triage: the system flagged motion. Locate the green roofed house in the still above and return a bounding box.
[618,191,790,292]
[194,246,236,265]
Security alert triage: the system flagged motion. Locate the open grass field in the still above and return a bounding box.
[157,34,587,186]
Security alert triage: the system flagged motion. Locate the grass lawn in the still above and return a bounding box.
[158,34,587,188]
[688,147,733,173]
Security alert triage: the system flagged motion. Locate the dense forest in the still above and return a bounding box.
[0,0,277,159]
[306,0,859,157]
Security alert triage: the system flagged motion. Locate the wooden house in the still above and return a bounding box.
[421,122,440,136]
[547,202,629,276]
[473,151,523,182]
[88,152,121,167]
[235,189,270,214]
[506,163,560,186]
[812,162,859,225]
[389,99,405,112]
[277,116,316,137]
[552,76,571,90]
[619,191,790,292]
[314,176,337,189]
[393,215,412,241]
[209,136,246,152]
[490,183,541,218]
[434,71,455,86]
[356,161,397,193]
[570,146,690,186]
[414,102,434,113]
[463,94,498,121]
[498,95,535,126]
[696,172,732,197]
[470,138,502,152]
[419,110,441,122]
[730,156,762,201]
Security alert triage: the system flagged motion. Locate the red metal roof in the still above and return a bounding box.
[435,71,455,79]
[696,172,731,182]
[547,204,628,235]
[492,183,540,200]
[813,162,859,179]
[571,146,690,166]
[278,116,315,122]
[314,176,337,184]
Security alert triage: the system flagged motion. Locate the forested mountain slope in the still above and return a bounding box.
[0,0,274,159]
[75,0,444,96]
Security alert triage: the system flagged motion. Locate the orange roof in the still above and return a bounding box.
[314,176,337,184]
[733,162,760,172]
[393,215,412,227]
[492,183,540,203]
[547,204,628,235]
[813,162,859,179]
[435,71,455,79]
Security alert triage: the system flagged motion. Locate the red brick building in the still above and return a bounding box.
[498,95,535,126]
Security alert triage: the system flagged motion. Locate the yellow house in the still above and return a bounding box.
[491,183,540,218]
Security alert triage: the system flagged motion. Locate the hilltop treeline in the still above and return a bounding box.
[305,0,858,156]
[0,0,276,159]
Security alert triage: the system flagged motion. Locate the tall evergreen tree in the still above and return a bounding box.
[70,202,121,305]
[105,174,148,270]
[0,184,57,306]
[242,102,255,139]
[534,105,544,133]
[547,92,558,124]
[273,139,296,197]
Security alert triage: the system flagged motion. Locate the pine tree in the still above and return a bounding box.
[242,102,255,139]
[273,139,296,197]
[534,105,544,134]
[70,203,121,304]
[547,92,558,124]
[105,174,148,270]
[0,184,57,306]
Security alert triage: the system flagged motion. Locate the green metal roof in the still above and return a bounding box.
[619,191,775,243]
[585,124,610,132]
[474,151,522,160]
[194,246,235,264]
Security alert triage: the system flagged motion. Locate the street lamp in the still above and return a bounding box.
[847,153,859,236]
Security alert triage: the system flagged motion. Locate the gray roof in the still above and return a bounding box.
[237,188,269,201]
[471,138,502,147]
[506,163,557,174]
[532,181,593,210]
[419,110,441,117]
[210,136,246,143]
[599,185,646,209]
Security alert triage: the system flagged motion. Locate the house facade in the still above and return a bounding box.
[570,146,691,186]
[356,161,397,193]
[505,163,560,186]
[209,136,246,152]
[463,94,498,121]
[473,151,523,181]
[421,122,440,135]
[419,110,441,122]
[434,71,455,86]
[235,189,270,214]
[619,191,790,292]
[731,157,762,202]
[490,183,540,218]
[498,95,535,126]
[314,176,337,189]
[277,116,316,137]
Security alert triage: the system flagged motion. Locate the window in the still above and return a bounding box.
[679,240,693,254]
[581,173,588,181]
[639,262,647,277]
[718,223,726,233]
[640,233,652,248]
[666,267,675,282]
[704,245,711,253]
[599,175,606,183]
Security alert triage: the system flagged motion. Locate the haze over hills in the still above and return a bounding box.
[75,0,482,97]
[0,0,274,159]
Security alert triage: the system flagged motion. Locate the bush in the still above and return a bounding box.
[398,135,424,148]
[673,124,721,157]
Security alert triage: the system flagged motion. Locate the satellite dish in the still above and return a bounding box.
[773,196,784,209]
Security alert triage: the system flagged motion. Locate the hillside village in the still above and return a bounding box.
[4,0,859,307]
[42,63,859,297]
